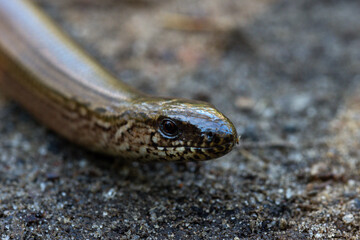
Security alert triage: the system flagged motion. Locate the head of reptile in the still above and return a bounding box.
[117,97,238,162]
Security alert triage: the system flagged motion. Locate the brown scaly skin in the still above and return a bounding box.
[103,98,238,162]
[0,0,238,162]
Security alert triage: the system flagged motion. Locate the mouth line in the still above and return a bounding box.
[155,142,234,151]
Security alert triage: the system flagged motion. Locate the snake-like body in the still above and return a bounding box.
[0,0,237,162]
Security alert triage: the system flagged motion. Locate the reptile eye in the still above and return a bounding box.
[159,118,179,138]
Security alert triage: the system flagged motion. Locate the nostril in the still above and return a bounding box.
[205,132,214,142]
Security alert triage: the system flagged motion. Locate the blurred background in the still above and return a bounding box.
[1,0,359,238]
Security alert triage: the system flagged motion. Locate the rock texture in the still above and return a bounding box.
[1,0,359,238]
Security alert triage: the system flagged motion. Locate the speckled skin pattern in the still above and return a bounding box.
[0,0,237,162]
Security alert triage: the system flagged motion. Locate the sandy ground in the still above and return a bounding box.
[1,0,360,239]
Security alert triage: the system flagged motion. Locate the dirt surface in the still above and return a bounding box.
[1,0,360,239]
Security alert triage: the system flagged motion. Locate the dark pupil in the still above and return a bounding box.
[163,120,177,135]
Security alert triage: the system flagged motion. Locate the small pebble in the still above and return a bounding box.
[342,214,354,224]
[286,188,293,199]
[235,96,255,111]
[290,94,312,112]
[279,218,288,230]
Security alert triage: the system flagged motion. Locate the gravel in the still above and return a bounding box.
[1,0,359,238]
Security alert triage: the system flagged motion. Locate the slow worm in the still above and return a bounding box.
[0,0,237,162]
